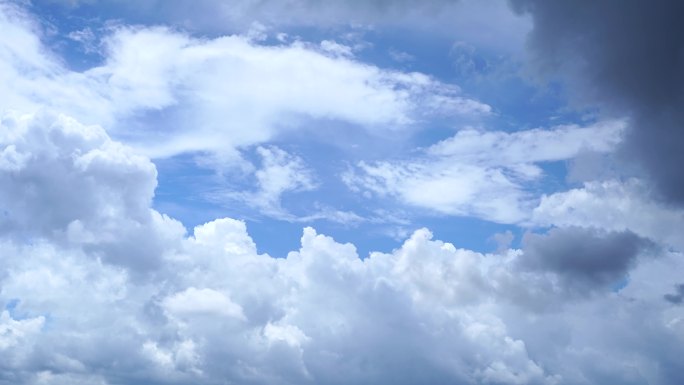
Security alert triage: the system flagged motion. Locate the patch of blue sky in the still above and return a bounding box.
[3,298,19,315]
[155,150,527,258]
[1,298,49,327]
[611,276,631,293]
[35,1,590,258]
[153,153,233,228]
[414,215,522,252]
[27,1,105,71]
[535,160,571,193]
[348,25,583,132]
[149,80,576,258]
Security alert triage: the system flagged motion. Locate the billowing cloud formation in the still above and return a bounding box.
[0,111,184,272]
[511,0,684,204]
[344,121,623,223]
[1,111,683,385]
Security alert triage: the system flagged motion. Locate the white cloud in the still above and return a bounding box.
[0,110,185,271]
[213,146,317,218]
[426,120,624,166]
[2,215,679,384]
[0,311,44,350]
[0,4,489,162]
[344,121,624,223]
[319,40,355,57]
[531,178,684,250]
[0,2,498,226]
[163,287,246,320]
[206,147,372,224]
[0,113,682,384]
[66,27,98,53]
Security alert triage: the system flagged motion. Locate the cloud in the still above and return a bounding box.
[210,146,318,219]
[0,111,185,272]
[2,112,683,384]
[520,227,653,295]
[0,1,495,226]
[46,0,531,53]
[664,284,684,305]
[531,179,684,250]
[0,3,489,162]
[344,121,624,223]
[511,0,684,205]
[1,3,684,384]
[163,287,246,320]
[0,114,684,384]
[0,310,44,350]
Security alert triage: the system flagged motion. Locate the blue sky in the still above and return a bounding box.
[1,1,684,384]
[27,0,580,257]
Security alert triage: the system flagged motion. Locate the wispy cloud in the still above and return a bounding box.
[344,121,625,223]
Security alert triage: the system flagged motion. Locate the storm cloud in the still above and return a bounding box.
[511,0,684,204]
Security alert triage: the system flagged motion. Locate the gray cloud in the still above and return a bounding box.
[520,227,653,294]
[664,284,684,305]
[510,0,684,204]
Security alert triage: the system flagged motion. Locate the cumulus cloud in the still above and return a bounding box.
[0,111,185,272]
[344,121,624,223]
[1,111,683,384]
[511,0,684,205]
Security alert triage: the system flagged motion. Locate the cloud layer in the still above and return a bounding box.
[1,111,683,385]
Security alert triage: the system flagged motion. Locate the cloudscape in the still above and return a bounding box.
[1,1,683,384]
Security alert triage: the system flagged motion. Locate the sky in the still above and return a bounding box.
[0,0,683,384]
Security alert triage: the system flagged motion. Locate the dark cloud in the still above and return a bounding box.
[664,284,684,304]
[521,227,653,293]
[510,0,684,204]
